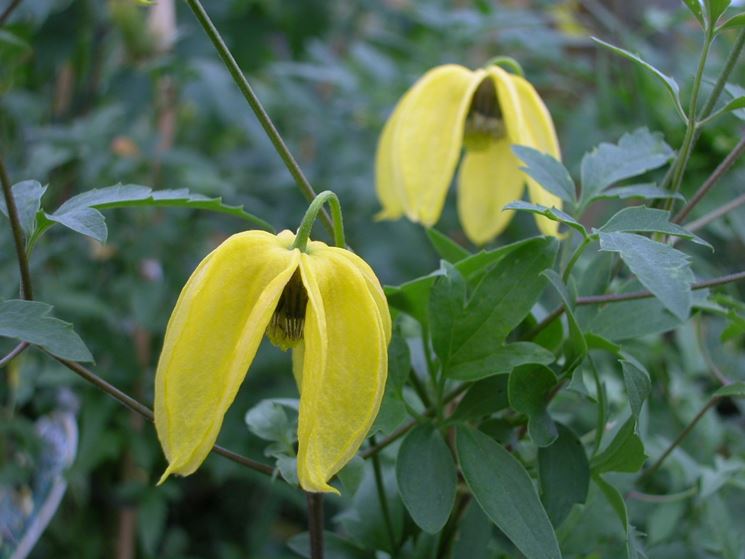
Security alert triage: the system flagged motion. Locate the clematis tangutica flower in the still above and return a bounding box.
[375,63,562,245]
[154,229,390,493]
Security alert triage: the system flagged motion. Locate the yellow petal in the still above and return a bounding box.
[457,138,526,245]
[510,74,564,237]
[154,230,300,482]
[394,65,485,226]
[375,99,406,221]
[296,247,387,493]
[487,66,527,147]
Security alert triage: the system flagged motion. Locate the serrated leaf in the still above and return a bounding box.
[621,360,651,419]
[713,382,745,398]
[0,299,93,361]
[508,365,558,447]
[718,11,745,30]
[592,40,685,121]
[457,427,561,559]
[446,341,555,381]
[591,416,646,473]
[598,231,693,320]
[596,183,684,201]
[0,180,47,237]
[433,238,557,370]
[396,424,457,534]
[580,128,676,202]
[539,423,590,527]
[504,200,587,237]
[682,0,705,25]
[599,206,711,248]
[513,145,577,204]
[43,184,273,242]
[426,228,470,263]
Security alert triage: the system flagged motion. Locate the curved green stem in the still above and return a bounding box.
[486,56,525,76]
[562,235,593,283]
[184,0,335,238]
[292,191,345,250]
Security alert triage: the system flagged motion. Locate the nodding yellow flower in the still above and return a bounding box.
[154,229,390,493]
[375,63,562,245]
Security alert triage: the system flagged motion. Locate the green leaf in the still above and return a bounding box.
[538,423,590,527]
[504,201,587,237]
[718,11,745,30]
[723,82,745,120]
[0,299,93,361]
[598,206,711,248]
[512,145,577,204]
[592,40,685,121]
[430,263,468,365]
[598,231,694,320]
[595,182,684,201]
[580,128,675,202]
[588,297,684,341]
[426,228,470,262]
[0,29,33,51]
[621,360,651,419]
[591,416,646,473]
[509,365,558,447]
[543,270,587,372]
[713,382,745,398]
[715,94,745,117]
[387,328,411,396]
[446,341,555,381]
[706,0,732,24]
[450,375,510,422]
[244,399,297,446]
[457,427,561,559]
[42,184,273,242]
[287,531,370,559]
[0,180,47,237]
[682,0,705,25]
[396,424,457,534]
[593,474,629,532]
[434,238,557,371]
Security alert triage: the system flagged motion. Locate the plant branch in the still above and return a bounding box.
[0,155,33,299]
[673,136,745,224]
[0,342,29,368]
[306,492,324,559]
[369,435,397,552]
[684,191,745,233]
[699,28,745,120]
[0,0,23,25]
[50,354,276,477]
[183,0,334,238]
[530,270,745,336]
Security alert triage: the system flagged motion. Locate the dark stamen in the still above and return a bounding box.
[266,269,308,350]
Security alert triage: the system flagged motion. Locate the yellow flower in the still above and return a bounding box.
[154,229,391,493]
[375,63,562,245]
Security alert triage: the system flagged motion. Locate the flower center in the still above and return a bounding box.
[266,269,308,351]
[463,77,506,151]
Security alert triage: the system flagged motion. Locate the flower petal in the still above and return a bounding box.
[394,65,485,226]
[155,230,300,482]
[457,138,526,245]
[375,99,407,221]
[296,247,387,493]
[510,74,564,237]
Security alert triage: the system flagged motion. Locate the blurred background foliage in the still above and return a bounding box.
[1,0,744,558]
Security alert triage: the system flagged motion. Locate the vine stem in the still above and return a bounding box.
[562,235,591,283]
[0,155,33,299]
[306,492,324,559]
[673,136,745,224]
[530,270,745,338]
[369,435,397,552]
[0,342,29,368]
[0,0,23,25]
[50,353,276,477]
[684,191,745,233]
[183,0,334,238]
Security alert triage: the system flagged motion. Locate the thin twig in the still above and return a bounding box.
[0,0,23,25]
[0,155,33,299]
[51,354,276,477]
[306,492,324,559]
[685,191,745,233]
[673,136,745,224]
[0,341,29,368]
[183,0,334,238]
[529,270,745,337]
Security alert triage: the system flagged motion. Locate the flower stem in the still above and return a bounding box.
[0,0,23,25]
[0,342,29,369]
[183,0,334,238]
[369,435,397,552]
[306,492,324,559]
[0,155,33,299]
[292,191,345,250]
[562,235,592,283]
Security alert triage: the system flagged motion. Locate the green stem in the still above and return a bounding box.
[562,235,592,283]
[486,56,524,76]
[292,191,345,250]
[369,435,397,552]
[183,0,334,238]
[699,28,745,120]
[0,155,33,299]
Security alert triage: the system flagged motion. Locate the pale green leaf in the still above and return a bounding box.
[599,206,711,248]
[504,200,587,237]
[0,180,47,237]
[512,145,577,204]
